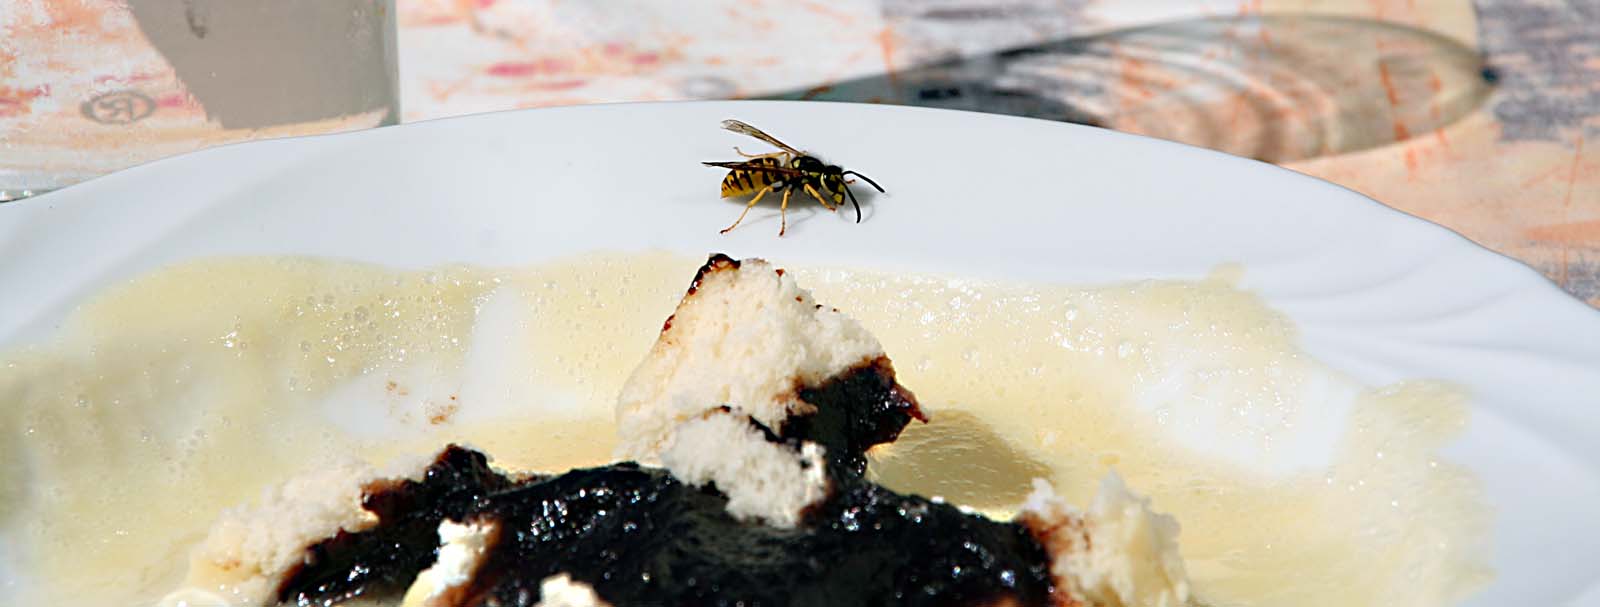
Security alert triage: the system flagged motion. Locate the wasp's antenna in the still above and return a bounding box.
[842,171,884,193]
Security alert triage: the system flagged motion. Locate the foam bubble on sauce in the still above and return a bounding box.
[0,253,1488,607]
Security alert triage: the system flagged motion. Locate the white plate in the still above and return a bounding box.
[2,101,1598,605]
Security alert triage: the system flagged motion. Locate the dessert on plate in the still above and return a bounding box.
[165,254,1190,607]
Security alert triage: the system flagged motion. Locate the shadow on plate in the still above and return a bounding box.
[867,409,1053,514]
[762,14,1494,163]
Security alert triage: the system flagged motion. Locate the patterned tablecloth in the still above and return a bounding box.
[397,0,1599,307]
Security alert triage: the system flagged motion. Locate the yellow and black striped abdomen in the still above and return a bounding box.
[720,156,785,198]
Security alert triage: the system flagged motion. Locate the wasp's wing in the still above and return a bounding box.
[701,160,809,177]
[720,120,803,156]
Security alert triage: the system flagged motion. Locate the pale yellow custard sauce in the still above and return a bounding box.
[0,252,1489,607]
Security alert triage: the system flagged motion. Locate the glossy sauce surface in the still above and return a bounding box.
[284,445,1051,607]
[0,253,1488,607]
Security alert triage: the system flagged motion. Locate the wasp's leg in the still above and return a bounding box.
[778,187,794,236]
[802,183,837,212]
[720,185,775,234]
[734,146,788,160]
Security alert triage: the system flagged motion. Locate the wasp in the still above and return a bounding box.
[703,119,884,236]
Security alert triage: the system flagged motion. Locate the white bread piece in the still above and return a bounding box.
[660,409,831,528]
[163,453,431,606]
[399,518,501,607]
[1016,473,1191,607]
[536,573,613,607]
[615,256,883,461]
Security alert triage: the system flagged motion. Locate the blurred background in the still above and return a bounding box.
[1,0,1596,306]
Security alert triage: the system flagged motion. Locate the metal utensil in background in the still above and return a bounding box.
[766,14,1493,164]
